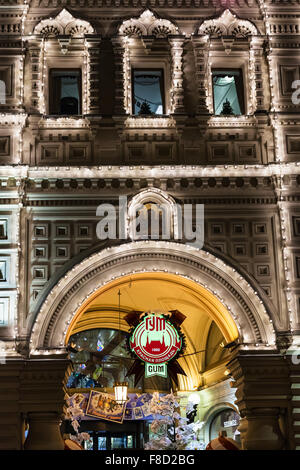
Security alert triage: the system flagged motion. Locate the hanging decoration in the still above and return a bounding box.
[85,390,127,423]
[125,310,187,386]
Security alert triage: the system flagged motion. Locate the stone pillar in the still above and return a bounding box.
[0,360,23,450]
[27,40,44,114]
[226,350,291,450]
[169,37,185,114]
[191,36,210,115]
[23,412,65,450]
[20,354,71,450]
[111,37,128,115]
[85,38,101,115]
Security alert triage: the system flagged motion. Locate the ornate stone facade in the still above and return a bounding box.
[0,0,299,450]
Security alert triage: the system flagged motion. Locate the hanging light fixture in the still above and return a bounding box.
[114,381,128,404]
[114,289,128,404]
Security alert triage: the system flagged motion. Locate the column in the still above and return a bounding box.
[169,37,185,115]
[111,37,128,115]
[251,37,267,113]
[0,360,23,450]
[20,354,72,450]
[85,38,101,115]
[191,36,210,115]
[226,350,291,450]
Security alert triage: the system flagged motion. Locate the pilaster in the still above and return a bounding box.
[227,350,292,449]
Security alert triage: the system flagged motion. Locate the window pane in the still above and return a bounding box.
[133,70,164,115]
[49,69,81,115]
[212,70,244,115]
[98,436,107,450]
[111,436,126,449]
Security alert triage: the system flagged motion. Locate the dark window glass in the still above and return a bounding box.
[133,69,164,115]
[212,69,244,115]
[49,69,81,115]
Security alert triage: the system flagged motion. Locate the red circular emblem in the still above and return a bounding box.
[129,313,182,364]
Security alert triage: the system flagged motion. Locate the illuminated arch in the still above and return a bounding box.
[119,9,179,38]
[29,240,276,356]
[33,8,95,37]
[198,9,258,38]
[127,187,180,240]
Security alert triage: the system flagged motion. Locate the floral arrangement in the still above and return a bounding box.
[145,392,204,450]
[65,398,90,447]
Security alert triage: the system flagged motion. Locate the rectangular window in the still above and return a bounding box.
[212,69,244,116]
[0,65,12,105]
[132,69,164,115]
[49,69,81,115]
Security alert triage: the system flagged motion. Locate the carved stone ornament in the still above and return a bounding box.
[119,9,179,38]
[198,9,258,38]
[33,8,95,38]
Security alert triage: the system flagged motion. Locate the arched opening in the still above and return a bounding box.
[27,240,276,450]
[62,272,240,449]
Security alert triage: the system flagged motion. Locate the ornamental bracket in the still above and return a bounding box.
[58,36,71,54]
[222,37,234,55]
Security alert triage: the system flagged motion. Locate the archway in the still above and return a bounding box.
[24,240,280,450]
[29,240,276,353]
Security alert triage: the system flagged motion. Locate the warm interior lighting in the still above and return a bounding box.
[114,381,128,403]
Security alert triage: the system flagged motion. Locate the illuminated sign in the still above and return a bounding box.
[129,313,183,378]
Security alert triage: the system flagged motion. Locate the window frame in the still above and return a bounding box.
[49,68,82,116]
[212,68,245,116]
[131,67,166,116]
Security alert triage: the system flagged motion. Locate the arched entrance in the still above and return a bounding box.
[25,241,288,450]
[62,271,240,449]
[29,240,275,351]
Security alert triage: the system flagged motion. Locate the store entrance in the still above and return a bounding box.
[62,418,145,450]
[85,431,136,450]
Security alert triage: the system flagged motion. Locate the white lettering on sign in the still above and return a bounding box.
[224,420,238,428]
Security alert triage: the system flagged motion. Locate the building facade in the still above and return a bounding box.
[0,0,299,450]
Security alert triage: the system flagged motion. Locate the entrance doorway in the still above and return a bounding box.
[84,431,136,450]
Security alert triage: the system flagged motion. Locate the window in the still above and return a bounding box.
[0,66,12,105]
[212,69,244,115]
[49,69,81,115]
[132,69,164,115]
[209,409,240,444]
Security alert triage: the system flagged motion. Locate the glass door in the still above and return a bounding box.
[84,431,136,450]
[110,433,135,449]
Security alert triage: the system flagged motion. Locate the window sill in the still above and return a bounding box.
[124,115,176,128]
[38,115,90,128]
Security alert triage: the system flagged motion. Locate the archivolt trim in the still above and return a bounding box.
[33,8,95,37]
[198,9,258,38]
[29,241,276,353]
[119,9,179,38]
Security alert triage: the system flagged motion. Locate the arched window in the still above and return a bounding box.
[209,408,241,444]
[127,188,179,242]
[67,328,171,392]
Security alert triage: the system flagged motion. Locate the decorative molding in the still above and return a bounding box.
[33,8,95,38]
[198,9,258,38]
[28,240,276,351]
[119,9,179,38]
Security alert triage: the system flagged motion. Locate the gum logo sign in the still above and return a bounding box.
[129,313,182,378]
